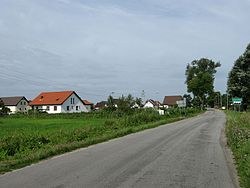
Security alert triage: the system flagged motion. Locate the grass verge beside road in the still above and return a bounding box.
[0,108,201,174]
[226,111,250,188]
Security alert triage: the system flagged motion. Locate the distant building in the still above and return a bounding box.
[0,96,29,114]
[143,99,162,109]
[94,101,108,110]
[82,99,94,112]
[29,91,88,114]
[163,95,183,108]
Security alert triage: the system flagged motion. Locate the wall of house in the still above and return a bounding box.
[144,102,154,108]
[163,105,169,109]
[16,99,29,113]
[84,105,92,112]
[34,105,63,114]
[47,105,62,114]
[6,106,17,114]
[61,93,88,113]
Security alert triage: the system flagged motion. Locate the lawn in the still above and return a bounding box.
[226,111,250,188]
[0,108,201,174]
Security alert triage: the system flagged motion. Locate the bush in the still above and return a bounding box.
[0,134,50,157]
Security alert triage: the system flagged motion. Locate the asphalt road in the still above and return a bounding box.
[0,110,238,188]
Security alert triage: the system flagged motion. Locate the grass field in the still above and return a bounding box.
[0,118,104,137]
[226,111,250,188]
[0,108,201,174]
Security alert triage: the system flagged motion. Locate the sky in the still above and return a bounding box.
[0,0,250,103]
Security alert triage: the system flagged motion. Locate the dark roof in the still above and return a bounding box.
[0,96,27,106]
[95,101,108,108]
[163,96,183,106]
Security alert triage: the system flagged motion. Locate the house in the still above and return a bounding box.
[82,99,94,112]
[132,103,141,109]
[29,91,88,114]
[94,101,108,110]
[0,96,30,114]
[163,95,183,108]
[143,99,162,109]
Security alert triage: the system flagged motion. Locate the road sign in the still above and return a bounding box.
[232,98,242,104]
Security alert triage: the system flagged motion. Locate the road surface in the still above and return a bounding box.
[0,110,238,188]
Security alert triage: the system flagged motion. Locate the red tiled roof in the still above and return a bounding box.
[82,99,93,105]
[163,96,183,106]
[30,91,74,105]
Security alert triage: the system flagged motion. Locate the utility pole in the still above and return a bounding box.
[226,92,229,110]
[220,94,222,108]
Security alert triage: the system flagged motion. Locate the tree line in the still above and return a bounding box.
[185,43,250,110]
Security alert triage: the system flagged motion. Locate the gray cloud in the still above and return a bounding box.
[0,0,250,102]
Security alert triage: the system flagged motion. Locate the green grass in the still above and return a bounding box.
[0,108,201,174]
[226,111,250,188]
[0,118,104,137]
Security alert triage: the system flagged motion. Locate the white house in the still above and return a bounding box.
[163,95,183,108]
[29,91,88,114]
[0,96,30,114]
[143,99,164,115]
[143,99,161,109]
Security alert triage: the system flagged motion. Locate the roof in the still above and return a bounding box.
[163,95,183,106]
[95,101,108,108]
[82,99,93,105]
[30,91,75,105]
[0,96,27,106]
[145,99,162,107]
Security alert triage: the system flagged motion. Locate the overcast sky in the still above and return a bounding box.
[0,0,250,103]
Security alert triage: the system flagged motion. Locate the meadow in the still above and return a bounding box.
[226,111,250,188]
[0,108,201,174]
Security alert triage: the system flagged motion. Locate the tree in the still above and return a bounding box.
[206,91,216,108]
[107,95,116,111]
[227,43,250,110]
[135,97,143,107]
[185,58,221,108]
[183,94,192,107]
[115,94,136,114]
[0,99,10,116]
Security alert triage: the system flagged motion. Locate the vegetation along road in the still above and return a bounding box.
[0,110,238,188]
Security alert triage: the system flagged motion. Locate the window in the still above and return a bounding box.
[46,106,50,111]
[70,98,75,104]
[67,106,70,111]
[24,102,26,105]
[20,102,22,105]
[76,106,79,111]
[19,108,22,111]
[54,106,57,111]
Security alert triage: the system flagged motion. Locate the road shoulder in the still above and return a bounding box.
[220,123,240,188]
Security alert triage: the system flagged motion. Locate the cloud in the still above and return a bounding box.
[0,0,250,102]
